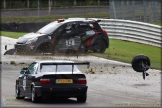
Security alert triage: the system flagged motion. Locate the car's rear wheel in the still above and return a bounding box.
[77,93,87,103]
[93,39,106,53]
[31,87,39,103]
[15,84,24,99]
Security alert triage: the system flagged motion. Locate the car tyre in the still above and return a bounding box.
[36,43,53,54]
[15,84,24,99]
[77,93,87,103]
[93,39,106,53]
[132,55,150,72]
[31,86,39,103]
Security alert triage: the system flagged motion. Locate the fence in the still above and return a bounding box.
[1,0,109,9]
[96,18,162,47]
[109,0,161,23]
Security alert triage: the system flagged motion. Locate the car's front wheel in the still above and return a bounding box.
[31,86,39,103]
[15,84,24,99]
[36,42,53,54]
[77,93,87,103]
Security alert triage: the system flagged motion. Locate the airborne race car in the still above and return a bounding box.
[4,18,109,55]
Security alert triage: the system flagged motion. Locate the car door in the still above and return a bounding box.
[23,62,38,96]
[57,22,81,50]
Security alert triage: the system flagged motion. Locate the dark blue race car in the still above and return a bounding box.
[15,60,89,103]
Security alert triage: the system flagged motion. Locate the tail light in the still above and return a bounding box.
[102,30,107,35]
[40,79,51,84]
[78,78,87,84]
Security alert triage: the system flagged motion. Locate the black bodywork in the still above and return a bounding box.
[14,18,109,54]
[15,60,89,103]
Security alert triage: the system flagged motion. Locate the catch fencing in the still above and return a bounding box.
[109,0,161,23]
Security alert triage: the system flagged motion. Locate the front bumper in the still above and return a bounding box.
[15,44,36,54]
[35,85,88,98]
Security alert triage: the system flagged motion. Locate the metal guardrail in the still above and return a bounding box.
[95,19,162,47]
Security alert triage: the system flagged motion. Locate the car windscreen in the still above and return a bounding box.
[37,21,62,34]
[40,64,80,73]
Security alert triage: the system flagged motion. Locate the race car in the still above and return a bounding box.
[9,18,109,55]
[15,60,89,103]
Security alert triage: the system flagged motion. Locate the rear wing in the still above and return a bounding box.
[40,62,90,74]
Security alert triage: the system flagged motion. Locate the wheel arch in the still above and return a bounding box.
[36,42,53,53]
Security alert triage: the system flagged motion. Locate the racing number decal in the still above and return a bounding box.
[66,39,75,46]
[23,76,26,91]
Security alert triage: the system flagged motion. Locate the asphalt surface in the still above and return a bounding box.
[1,36,161,107]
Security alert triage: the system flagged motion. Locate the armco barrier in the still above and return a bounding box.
[96,19,162,47]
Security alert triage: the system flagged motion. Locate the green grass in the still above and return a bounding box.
[1,12,110,23]
[150,22,162,26]
[0,31,27,38]
[1,31,161,70]
[89,39,161,70]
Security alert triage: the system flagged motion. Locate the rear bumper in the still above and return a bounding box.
[35,85,88,97]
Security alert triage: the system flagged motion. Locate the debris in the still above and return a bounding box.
[10,61,16,65]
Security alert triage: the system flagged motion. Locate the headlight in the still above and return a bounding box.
[26,37,38,44]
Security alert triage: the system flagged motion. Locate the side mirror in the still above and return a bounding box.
[20,70,25,74]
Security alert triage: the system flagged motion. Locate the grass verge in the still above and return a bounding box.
[88,39,161,70]
[0,31,27,39]
[1,31,161,70]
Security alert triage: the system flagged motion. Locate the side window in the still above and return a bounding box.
[63,22,76,34]
[52,24,66,39]
[78,23,93,32]
[60,22,78,37]
[26,63,38,74]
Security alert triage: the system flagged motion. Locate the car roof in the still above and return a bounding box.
[57,18,98,24]
[35,60,74,64]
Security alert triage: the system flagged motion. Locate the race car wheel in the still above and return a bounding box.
[15,84,24,99]
[36,42,53,54]
[77,93,87,103]
[132,55,150,72]
[93,39,106,53]
[31,87,39,103]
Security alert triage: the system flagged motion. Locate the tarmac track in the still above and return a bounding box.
[1,36,161,107]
